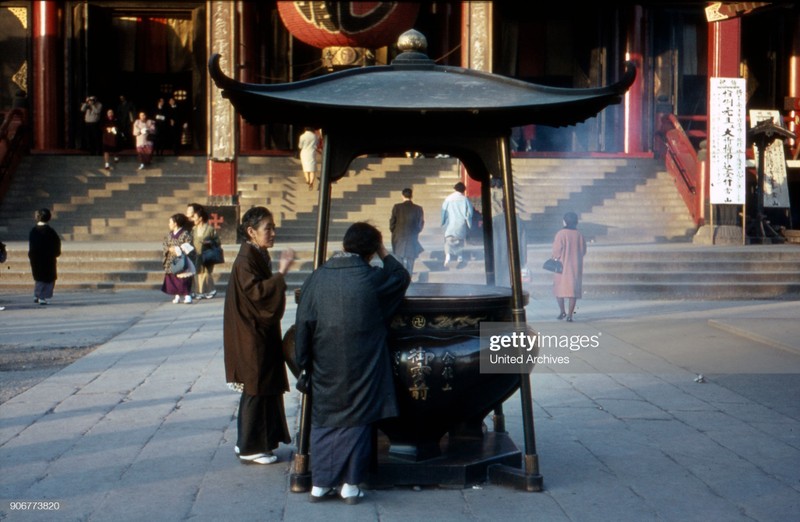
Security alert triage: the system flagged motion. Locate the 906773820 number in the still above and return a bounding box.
[9,501,61,510]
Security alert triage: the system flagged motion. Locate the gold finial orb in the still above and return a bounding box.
[397,29,427,53]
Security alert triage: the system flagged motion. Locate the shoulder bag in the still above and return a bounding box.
[201,241,225,266]
[170,254,188,274]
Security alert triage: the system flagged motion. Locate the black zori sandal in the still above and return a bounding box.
[309,488,337,502]
[341,488,365,505]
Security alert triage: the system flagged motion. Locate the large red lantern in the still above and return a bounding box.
[277,1,420,50]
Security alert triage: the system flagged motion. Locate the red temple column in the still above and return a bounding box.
[208,1,238,200]
[208,159,237,196]
[624,5,646,154]
[787,16,800,155]
[32,1,60,151]
[460,2,492,199]
[238,1,260,152]
[709,18,741,77]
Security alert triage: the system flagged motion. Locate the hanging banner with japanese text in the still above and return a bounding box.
[709,78,746,204]
[749,109,791,208]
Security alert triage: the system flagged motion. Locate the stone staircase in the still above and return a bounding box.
[237,156,697,246]
[512,158,697,244]
[238,155,461,243]
[0,155,690,244]
[521,243,800,300]
[0,155,209,241]
[1,153,799,299]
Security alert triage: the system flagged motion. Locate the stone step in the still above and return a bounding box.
[530,282,800,300]
[2,243,798,299]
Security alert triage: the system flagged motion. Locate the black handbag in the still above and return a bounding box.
[201,244,225,266]
[542,258,563,273]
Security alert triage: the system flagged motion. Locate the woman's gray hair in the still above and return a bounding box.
[240,206,273,236]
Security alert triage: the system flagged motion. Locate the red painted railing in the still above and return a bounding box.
[0,108,28,202]
[656,113,703,227]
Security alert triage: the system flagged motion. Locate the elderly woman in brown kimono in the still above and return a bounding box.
[223,206,295,464]
[552,211,587,322]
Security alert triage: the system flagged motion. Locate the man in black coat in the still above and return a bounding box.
[167,97,184,155]
[389,188,425,276]
[294,222,410,504]
[28,208,61,305]
[153,98,169,156]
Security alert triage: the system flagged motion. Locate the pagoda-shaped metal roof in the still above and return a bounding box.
[209,30,636,132]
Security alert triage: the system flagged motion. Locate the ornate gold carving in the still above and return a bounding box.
[429,315,486,329]
[322,46,374,69]
[410,315,426,329]
[12,61,27,93]
[441,352,456,391]
[465,2,492,73]
[9,7,27,28]
[407,347,434,400]
[209,2,235,160]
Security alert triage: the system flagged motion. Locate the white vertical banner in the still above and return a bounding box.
[709,78,747,204]
[749,109,791,208]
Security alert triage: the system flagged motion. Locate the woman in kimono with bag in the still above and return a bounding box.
[186,202,219,299]
[161,213,195,304]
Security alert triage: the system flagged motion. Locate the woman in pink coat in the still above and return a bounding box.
[551,211,586,322]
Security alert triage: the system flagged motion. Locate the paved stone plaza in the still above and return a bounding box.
[1,288,799,521]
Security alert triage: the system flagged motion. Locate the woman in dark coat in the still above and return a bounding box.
[294,222,410,504]
[552,211,587,322]
[28,208,61,305]
[223,206,296,465]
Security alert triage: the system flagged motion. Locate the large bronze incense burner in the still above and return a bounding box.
[381,284,529,465]
[210,29,634,492]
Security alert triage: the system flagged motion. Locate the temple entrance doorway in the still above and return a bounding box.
[70,2,206,152]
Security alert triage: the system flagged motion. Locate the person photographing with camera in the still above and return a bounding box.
[80,96,103,155]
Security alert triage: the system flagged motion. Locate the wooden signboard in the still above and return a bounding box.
[709,78,747,205]
[749,109,791,208]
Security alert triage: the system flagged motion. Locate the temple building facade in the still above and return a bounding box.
[2,1,800,226]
